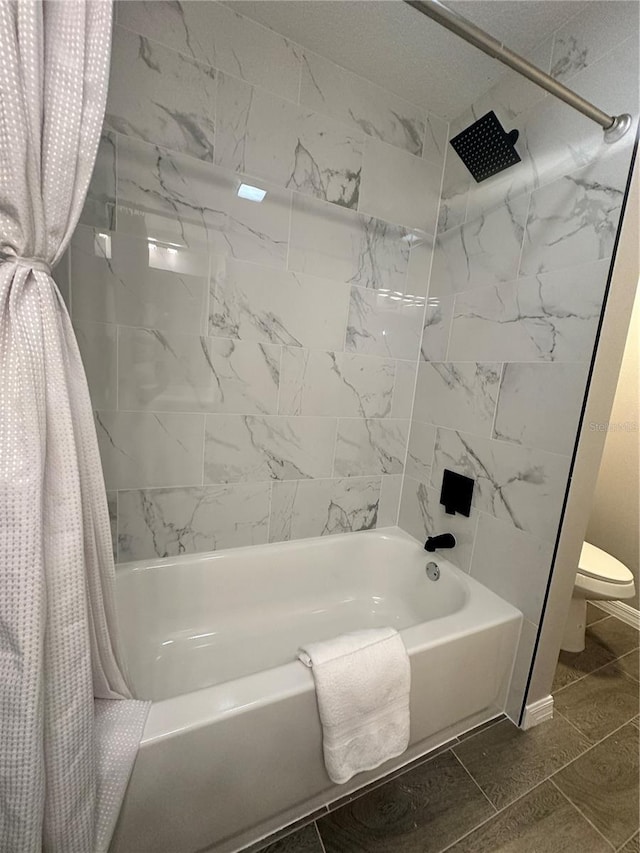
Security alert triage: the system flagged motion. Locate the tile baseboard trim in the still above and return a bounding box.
[594,601,640,630]
[521,695,554,730]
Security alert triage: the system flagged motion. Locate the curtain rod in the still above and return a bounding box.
[404,0,631,143]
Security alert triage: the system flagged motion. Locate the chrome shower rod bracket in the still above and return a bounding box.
[405,0,632,143]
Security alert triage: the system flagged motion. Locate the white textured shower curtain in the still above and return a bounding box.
[0,2,148,851]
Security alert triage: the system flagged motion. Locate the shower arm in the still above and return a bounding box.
[404,0,632,143]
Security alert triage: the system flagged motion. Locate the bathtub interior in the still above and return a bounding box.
[116,528,470,701]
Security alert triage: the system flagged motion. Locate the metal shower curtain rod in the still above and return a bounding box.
[404,0,632,143]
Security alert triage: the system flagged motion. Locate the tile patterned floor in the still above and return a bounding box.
[250,605,639,853]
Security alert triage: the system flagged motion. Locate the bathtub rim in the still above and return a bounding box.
[124,526,523,746]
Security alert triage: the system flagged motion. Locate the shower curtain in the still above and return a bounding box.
[0,2,148,851]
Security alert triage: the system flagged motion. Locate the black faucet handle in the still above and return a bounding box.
[424,533,456,552]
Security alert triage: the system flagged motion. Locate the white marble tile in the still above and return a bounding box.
[95,410,204,490]
[117,482,271,562]
[106,26,216,160]
[73,321,117,410]
[431,428,571,542]
[405,421,437,483]
[210,258,349,351]
[358,139,441,233]
[448,259,610,363]
[215,72,363,209]
[203,414,335,483]
[70,226,208,334]
[80,132,116,231]
[345,286,423,361]
[506,618,538,723]
[422,113,449,167]
[278,348,395,419]
[390,360,418,419]
[430,195,529,298]
[333,418,409,477]
[437,111,472,234]
[378,474,403,528]
[118,327,280,415]
[269,476,381,542]
[420,295,453,362]
[406,236,434,299]
[300,50,426,156]
[471,513,554,625]
[398,477,478,572]
[413,362,501,437]
[288,193,410,292]
[519,152,629,277]
[469,37,553,123]
[107,491,117,561]
[512,38,638,216]
[116,1,302,102]
[494,363,589,456]
[116,136,290,265]
[550,1,639,83]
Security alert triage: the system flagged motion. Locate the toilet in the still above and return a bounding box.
[561,541,636,653]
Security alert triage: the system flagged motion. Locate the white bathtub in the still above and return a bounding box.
[110,527,522,853]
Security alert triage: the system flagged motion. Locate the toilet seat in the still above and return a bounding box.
[564,542,636,651]
[578,541,634,584]
[575,542,635,601]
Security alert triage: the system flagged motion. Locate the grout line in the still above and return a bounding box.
[313,821,327,853]
[552,706,590,739]
[549,778,617,851]
[450,707,639,844]
[464,510,481,576]
[551,709,640,768]
[488,363,505,440]
[435,778,557,853]
[450,750,498,813]
[617,828,640,852]
[199,413,206,487]
[553,638,640,696]
[515,190,533,280]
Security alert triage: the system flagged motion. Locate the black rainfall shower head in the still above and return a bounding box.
[450,111,521,183]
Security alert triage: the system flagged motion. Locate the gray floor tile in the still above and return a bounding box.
[455,716,506,745]
[326,739,458,813]
[245,816,328,853]
[586,602,608,625]
[617,649,640,682]
[553,722,639,849]
[554,661,639,743]
[317,751,495,853]
[444,780,611,853]
[257,824,324,853]
[553,620,618,692]
[620,832,639,853]
[452,716,590,810]
[588,617,640,659]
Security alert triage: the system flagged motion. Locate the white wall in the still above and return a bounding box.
[587,280,640,609]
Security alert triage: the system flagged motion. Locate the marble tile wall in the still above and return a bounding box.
[65,0,448,563]
[398,0,638,719]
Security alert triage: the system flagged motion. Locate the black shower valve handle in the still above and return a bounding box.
[424,533,457,552]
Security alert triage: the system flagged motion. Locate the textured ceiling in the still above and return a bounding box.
[226,0,586,117]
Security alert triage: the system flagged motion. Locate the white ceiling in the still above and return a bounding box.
[226,0,586,118]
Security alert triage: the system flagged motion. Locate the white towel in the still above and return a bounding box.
[299,627,411,784]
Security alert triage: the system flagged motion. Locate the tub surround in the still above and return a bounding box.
[68,1,447,563]
[399,0,638,720]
